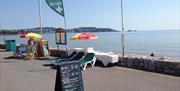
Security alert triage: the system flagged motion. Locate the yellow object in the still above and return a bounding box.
[20,32,42,38]
[70,33,81,40]
[70,32,97,40]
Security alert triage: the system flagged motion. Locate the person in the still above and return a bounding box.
[13,44,28,57]
[28,38,34,46]
[150,53,155,57]
[159,56,164,60]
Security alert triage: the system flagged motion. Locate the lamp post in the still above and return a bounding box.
[38,0,43,36]
[121,0,125,62]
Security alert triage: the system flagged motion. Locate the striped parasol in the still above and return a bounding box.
[70,32,97,40]
[20,32,42,38]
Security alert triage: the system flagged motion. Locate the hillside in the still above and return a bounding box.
[0,27,119,35]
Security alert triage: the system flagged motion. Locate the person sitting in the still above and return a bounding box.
[28,38,34,46]
[150,53,155,57]
[13,44,28,57]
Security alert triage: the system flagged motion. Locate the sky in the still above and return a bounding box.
[0,0,180,31]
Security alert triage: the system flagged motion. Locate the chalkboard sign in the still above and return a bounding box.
[55,61,84,91]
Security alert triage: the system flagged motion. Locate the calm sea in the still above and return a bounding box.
[1,30,180,59]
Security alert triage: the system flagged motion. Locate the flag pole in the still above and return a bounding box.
[64,16,68,56]
[38,0,43,37]
[62,0,68,56]
[120,0,125,62]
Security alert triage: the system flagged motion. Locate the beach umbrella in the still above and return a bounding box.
[20,32,42,38]
[70,32,97,48]
[70,32,97,40]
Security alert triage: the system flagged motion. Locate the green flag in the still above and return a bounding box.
[46,0,64,17]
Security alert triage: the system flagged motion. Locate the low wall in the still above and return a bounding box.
[50,49,180,76]
[0,43,6,49]
[119,56,180,76]
[49,49,66,57]
[0,43,66,57]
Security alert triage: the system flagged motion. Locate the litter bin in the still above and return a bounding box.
[5,40,16,51]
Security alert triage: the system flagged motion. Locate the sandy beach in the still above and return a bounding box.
[0,50,180,91]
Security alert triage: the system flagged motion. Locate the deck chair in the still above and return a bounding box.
[31,45,37,54]
[80,53,96,71]
[13,45,28,58]
[49,51,77,62]
[24,45,37,60]
[63,51,77,59]
[51,52,85,65]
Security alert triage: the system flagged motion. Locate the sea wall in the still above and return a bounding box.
[0,43,179,76]
[49,49,66,57]
[0,43,6,49]
[48,49,180,76]
[119,56,180,76]
[0,43,66,57]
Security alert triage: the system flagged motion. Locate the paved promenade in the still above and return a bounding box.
[0,50,180,91]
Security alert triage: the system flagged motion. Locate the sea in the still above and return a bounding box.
[0,30,180,59]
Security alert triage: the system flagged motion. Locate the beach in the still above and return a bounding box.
[0,50,180,91]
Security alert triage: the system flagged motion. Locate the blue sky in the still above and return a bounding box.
[0,0,180,31]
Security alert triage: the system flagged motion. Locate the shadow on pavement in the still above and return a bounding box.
[27,69,53,72]
[43,63,57,70]
[3,56,24,60]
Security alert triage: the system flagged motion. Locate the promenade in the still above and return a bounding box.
[0,50,180,91]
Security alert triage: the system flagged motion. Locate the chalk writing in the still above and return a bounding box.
[55,61,84,91]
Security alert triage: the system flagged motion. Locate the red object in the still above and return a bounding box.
[20,32,41,38]
[70,32,97,40]
[28,38,33,45]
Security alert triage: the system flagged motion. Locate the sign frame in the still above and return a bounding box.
[55,28,67,45]
[54,61,84,91]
